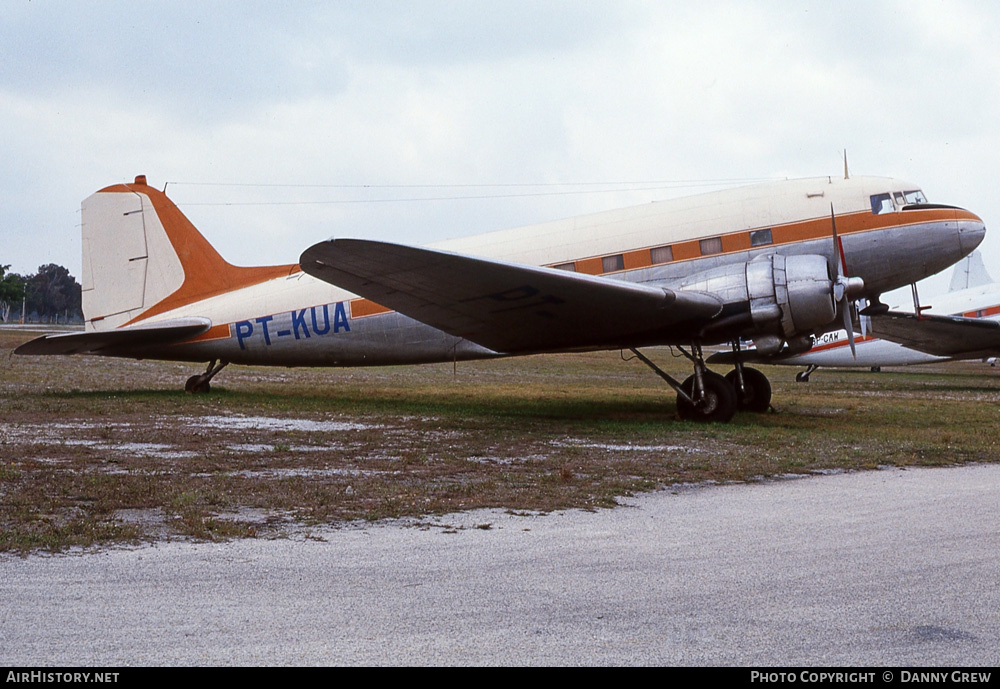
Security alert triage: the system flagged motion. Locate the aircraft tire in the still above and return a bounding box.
[184,375,211,394]
[677,371,737,423]
[795,371,810,383]
[725,367,772,413]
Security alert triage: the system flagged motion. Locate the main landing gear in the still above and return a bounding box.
[724,365,772,413]
[184,359,229,394]
[630,343,774,423]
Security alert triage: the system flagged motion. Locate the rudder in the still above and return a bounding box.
[81,175,297,330]
[82,175,185,330]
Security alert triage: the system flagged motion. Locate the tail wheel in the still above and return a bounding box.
[184,360,228,394]
[725,367,772,413]
[677,371,737,423]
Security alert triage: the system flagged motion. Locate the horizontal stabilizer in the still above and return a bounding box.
[14,318,213,356]
[706,350,773,365]
[869,311,1000,357]
[300,239,723,353]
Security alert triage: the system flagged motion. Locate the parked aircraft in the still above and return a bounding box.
[14,174,986,422]
[708,252,1000,381]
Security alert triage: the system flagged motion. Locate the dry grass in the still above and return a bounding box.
[3,327,999,554]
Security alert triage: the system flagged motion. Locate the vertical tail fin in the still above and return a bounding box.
[81,175,297,330]
[948,251,994,292]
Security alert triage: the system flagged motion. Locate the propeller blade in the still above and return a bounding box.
[832,205,857,358]
[829,204,840,277]
[830,204,848,277]
[843,299,857,359]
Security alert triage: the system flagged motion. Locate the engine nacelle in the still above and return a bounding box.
[676,254,837,343]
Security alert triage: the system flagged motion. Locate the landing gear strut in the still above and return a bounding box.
[629,345,737,423]
[725,340,772,412]
[185,359,229,394]
[677,370,737,423]
[795,364,818,383]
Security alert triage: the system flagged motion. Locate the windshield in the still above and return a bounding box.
[870,188,927,214]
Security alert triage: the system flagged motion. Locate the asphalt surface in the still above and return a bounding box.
[2,464,999,666]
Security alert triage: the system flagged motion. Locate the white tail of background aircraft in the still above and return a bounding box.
[16,174,987,422]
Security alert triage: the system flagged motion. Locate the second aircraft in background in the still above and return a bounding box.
[709,252,1000,381]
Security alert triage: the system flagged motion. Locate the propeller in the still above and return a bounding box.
[829,204,865,358]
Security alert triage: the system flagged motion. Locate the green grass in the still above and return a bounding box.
[3,328,999,553]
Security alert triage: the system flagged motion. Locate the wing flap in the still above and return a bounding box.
[869,311,1000,357]
[301,239,723,353]
[14,317,213,356]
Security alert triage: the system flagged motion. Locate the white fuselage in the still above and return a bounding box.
[77,175,986,367]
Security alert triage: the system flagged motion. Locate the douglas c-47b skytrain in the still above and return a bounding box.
[15,174,986,422]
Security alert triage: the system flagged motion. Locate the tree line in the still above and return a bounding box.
[0,264,83,323]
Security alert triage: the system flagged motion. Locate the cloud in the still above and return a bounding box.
[2,0,1000,288]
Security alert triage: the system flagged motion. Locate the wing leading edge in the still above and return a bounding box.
[300,239,723,353]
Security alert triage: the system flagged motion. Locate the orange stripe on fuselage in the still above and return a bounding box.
[961,305,1000,318]
[181,323,232,343]
[98,181,300,325]
[341,209,968,319]
[350,299,392,318]
[809,334,877,352]
[581,207,978,276]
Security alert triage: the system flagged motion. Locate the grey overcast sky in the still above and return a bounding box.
[2,0,999,299]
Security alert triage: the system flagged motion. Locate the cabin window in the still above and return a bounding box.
[870,193,894,214]
[750,229,773,247]
[602,254,624,273]
[903,189,927,205]
[650,245,673,264]
[553,262,576,272]
[699,237,722,256]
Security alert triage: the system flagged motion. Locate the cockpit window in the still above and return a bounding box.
[871,189,928,214]
[870,193,894,215]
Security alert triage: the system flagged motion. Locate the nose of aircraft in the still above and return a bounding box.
[960,214,987,255]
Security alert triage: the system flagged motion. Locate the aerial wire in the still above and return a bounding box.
[165,177,784,207]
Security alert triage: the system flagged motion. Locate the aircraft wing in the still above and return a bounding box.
[13,317,212,356]
[300,239,723,353]
[868,311,1000,358]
